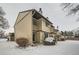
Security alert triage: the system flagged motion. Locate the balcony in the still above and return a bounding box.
[33,18,41,31]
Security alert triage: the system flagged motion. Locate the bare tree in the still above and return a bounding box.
[0,7,9,29]
[60,3,79,21]
[0,7,5,16]
[0,7,9,37]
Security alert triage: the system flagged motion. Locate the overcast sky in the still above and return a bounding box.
[0,3,79,32]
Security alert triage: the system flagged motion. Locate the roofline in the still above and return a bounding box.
[33,9,53,24]
[19,9,35,13]
[20,9,53,24]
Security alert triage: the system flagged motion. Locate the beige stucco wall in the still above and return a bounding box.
[39,32,44,43]
[15,12,29,24]
[50,26,55,33]
[33,18,56,43]
[33,18,55,43]
[32,18,44,43]
[33,18,42,31]
[14,11,33,44]
[33,18,55,33]
[35,32,40,43]
[34,32,44,43]
[41,18,51,33]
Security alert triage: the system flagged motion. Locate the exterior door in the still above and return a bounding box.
[33,32,35,42]
[44,32,48,39]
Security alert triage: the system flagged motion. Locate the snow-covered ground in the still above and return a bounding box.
[0,39,79,55]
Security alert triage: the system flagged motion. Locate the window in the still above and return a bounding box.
[33,18,38,25]
[45,21,50,27]
[44,32,48,39]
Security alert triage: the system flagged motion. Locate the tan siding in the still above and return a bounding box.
[14,11,33,44]
[15,12,29,25]
[41,18,51,32]
[33,18,42,31]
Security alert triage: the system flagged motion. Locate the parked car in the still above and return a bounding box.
[74,35,79,40]
[59,36,65,41]
[43,37,57,45]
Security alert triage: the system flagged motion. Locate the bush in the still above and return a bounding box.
[16,38,29,48]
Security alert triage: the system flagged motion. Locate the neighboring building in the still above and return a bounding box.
[14,9,57,45]
[0,29,5,38]
[7,33,14,41]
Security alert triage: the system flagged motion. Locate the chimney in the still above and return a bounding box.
[39,8,42,14]
[46,17,49,19]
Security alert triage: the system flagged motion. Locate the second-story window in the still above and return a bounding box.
[33,18,38,26]
[46,21,49,27]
